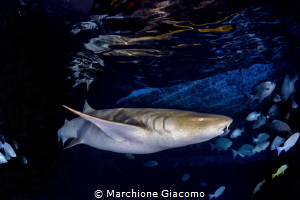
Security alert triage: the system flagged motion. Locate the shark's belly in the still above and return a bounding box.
[78,122,166,154]
[85,135,166,154]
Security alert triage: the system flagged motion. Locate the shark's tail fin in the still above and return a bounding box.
[57,128,66,145]
[57,119,70,146]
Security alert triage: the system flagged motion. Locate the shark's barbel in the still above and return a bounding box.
[58,102,232,154]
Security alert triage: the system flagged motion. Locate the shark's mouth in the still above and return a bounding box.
[217,123,231,134]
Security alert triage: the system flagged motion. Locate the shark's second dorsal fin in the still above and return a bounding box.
[63,105,146,142]
[83,100,95,113]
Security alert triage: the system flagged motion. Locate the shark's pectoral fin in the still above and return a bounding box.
[64,137,83,149]
[63,105,146,142]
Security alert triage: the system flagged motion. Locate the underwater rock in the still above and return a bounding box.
[114,63,285,118]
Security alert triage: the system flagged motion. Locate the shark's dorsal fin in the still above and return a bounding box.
[83,100,95,113]
[64,118,69,124]
[63,105,146,142]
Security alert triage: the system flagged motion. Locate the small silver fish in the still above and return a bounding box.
[272,164,288,179]
[253,141,270,153]
[4,150,11,161]
[230,127,245,138]
[246,111,260,121]
[253,179,265,194]
[219,129,231,137]
[199,182,208,186]
[248,81,276,103]
[231,144,255,158]
[210,138,233,151]
[3,142,16,157]
[0,152,7,164]
[270,120,293,136]
[268,104,283,119]
[253,133,270,144]
[276,132,299,156]
[20,156,28,165]
[289,93,298,109]
[270,136,285,150]
[0,134,5,143]
[252,114,267,129]
[181,174,191,181]
[208,186,226,200]
[12,138,18,150]
[272,93,281,103]
[284,111,291,120]
[125,154,135,160]
[281,74,298,102]
[144,160,158,167]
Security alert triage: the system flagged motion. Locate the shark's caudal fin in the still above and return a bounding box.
[57,127,67,145]
[272,173,276,179]
[57,119,72,145]
[62,105,146,143]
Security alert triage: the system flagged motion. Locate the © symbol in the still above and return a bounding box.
[94,190,103,198]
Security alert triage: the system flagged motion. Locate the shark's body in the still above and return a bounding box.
[58,103,232,154]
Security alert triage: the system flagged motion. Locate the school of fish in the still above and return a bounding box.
[59,71,299,198]
[0,135,27,165]
[205,72,299,196]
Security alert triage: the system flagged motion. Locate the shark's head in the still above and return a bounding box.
[163,113,233,147]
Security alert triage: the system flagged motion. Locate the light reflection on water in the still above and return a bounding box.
[68,2,288,89]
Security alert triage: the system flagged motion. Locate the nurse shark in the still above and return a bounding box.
[58,102,232,154]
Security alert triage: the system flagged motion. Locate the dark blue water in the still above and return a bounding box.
[0,0,300,200]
